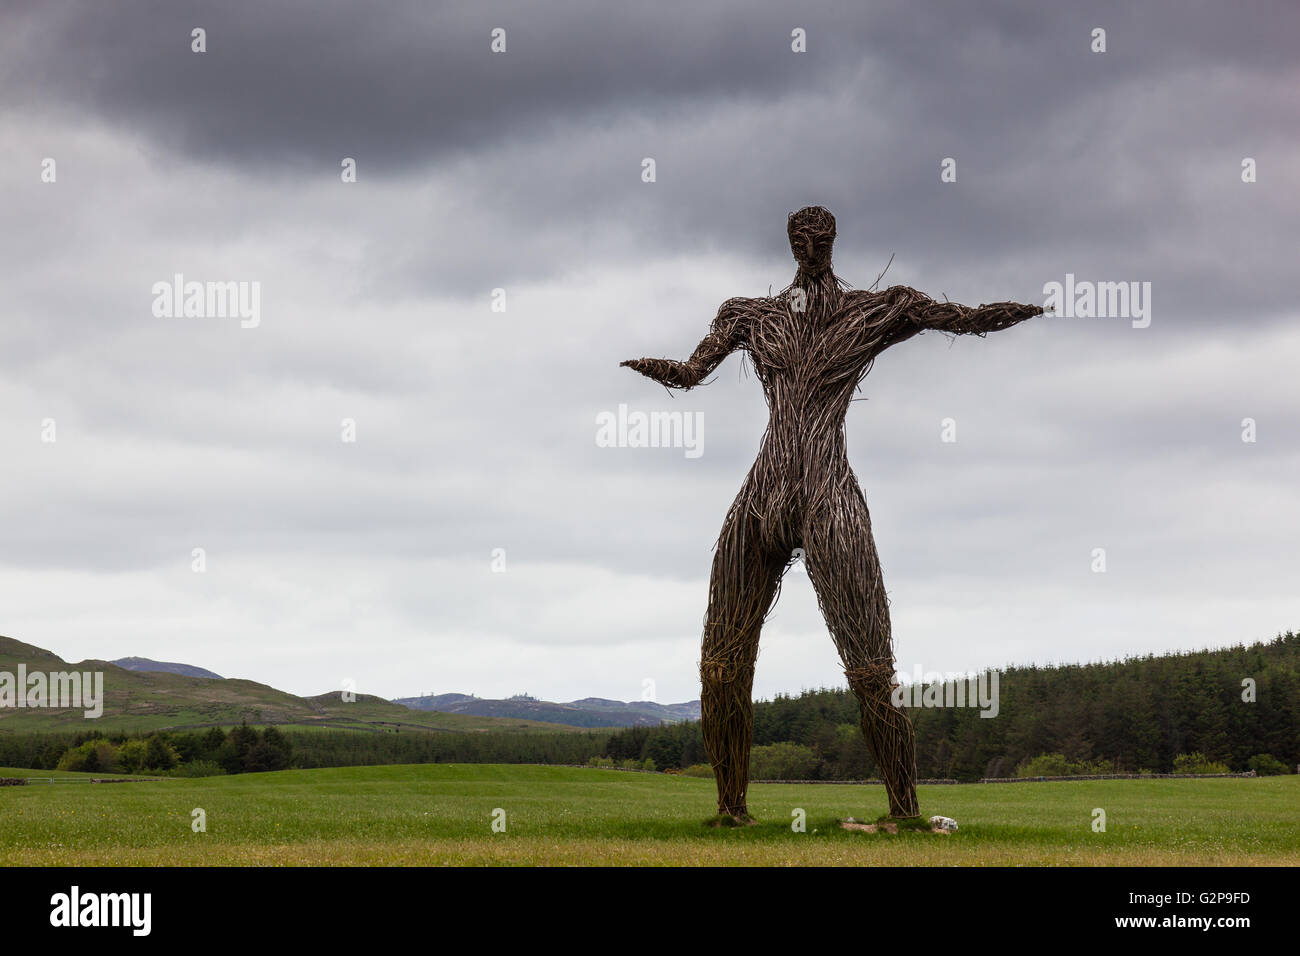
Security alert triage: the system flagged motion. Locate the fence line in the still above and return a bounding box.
[752,772,1258,785]
[749,778,960,785]
[977,771,1256,783]
[0,776,166,786]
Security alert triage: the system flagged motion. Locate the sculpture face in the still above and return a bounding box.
[787,205,836,273]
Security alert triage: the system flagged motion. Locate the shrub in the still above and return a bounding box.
[56,740,120,774]
[1075,758,1116,775]
[1247,753,1289,776]
[1172,752,1231,774]
[1016,753,1118,777]
[680,764,714,778]
[117,739,149,774]
[749,742,819,780]
[1016,753,1072,777]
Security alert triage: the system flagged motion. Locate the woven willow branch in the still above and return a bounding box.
[622,207,1043,819]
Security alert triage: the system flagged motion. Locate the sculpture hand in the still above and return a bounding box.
[621,299,750,389]
[621,357,692,387]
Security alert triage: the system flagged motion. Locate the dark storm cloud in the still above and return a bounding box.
[5,1,1293,169]
[4,0,1297,317]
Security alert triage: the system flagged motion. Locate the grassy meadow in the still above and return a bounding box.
[2,764,1296,866]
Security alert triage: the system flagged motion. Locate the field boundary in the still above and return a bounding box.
[752,772,1258,784]
[0,776,167,785]
[748,777,960,785]
[746,773,1258,784]
[562,764,1267,784]
[978,771,1257,783]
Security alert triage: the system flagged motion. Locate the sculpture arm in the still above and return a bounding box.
[620,298,749,389]
[886,285,1043,336]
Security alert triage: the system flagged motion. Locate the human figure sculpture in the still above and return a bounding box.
[621,206,1044,821]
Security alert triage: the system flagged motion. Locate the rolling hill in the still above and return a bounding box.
[392,693,701,727]
[112,656,223,680]
[0,636,584,735]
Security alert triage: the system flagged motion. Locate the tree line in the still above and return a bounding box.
[0,723,293,776]
[601,632,1300,780]
[0,724,608,775]
[283,728,608,768]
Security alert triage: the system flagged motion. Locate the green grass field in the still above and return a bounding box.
[3,764,1297,866]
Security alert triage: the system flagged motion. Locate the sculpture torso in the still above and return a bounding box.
[724,273,915,545]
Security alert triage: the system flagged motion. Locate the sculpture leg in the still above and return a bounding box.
[700,504,784,820]
[804,486,920,818]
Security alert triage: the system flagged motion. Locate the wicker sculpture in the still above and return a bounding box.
[621,206,1043,821]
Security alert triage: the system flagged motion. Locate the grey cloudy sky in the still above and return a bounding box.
[1,0,1296,703]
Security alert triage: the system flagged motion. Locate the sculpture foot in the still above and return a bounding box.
[878,814,933,832]
[706,811,756,827]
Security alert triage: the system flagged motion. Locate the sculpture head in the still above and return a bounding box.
[787,205,836,274]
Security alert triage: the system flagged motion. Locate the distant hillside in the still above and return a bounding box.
[0,636,583,736]
[395,693,477,710]
[112,656,223,680]
[393,692,701,728]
